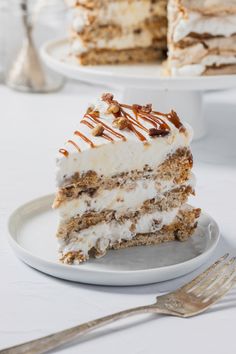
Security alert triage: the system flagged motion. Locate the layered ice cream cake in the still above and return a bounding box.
[66,0,236,76]
[67,0,168,65]
[53,93,201,264]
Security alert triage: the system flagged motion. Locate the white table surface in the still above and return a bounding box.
[1,81,236,354]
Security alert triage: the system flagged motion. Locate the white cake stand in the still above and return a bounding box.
[41,38,236,139]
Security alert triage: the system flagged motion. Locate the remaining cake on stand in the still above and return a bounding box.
[167,0,236,76]
[53,93,200,264]
[66,0,236,76]
[67,0,168,64]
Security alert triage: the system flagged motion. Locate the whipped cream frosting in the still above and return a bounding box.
[72,0,167,32]
[56,97,192,185]
[171,54,236,76]
[170,35,236,66]
[59,207,180,257]
[71,30,155,54]
[169,6,236,42]
[58,174,195,220]
[70,0,166,54]
[179,0,236,15]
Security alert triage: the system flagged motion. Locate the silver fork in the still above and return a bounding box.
[1,253,236,354]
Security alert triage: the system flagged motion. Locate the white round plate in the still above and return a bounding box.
[8,194,220,286]
[41,38,236,90]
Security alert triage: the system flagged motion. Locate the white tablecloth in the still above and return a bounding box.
[1,82,236,353]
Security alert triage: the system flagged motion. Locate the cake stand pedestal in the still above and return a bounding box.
[41,39,236,140]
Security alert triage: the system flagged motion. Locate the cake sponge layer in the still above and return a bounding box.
[60,205,200,264]
[74,47,165,65]
[57,184,194,239]
[54,147,193,208]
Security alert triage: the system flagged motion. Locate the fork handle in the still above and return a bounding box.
[0,304,157,354]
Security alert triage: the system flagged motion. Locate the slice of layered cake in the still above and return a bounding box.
[67,0,167,64]
[53,93,200,264]
[167,0,236,76]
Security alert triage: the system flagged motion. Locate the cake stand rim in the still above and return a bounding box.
[41,38,236,91]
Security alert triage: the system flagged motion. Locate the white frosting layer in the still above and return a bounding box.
[170,35,236,66]
[72,1,166,32]
[58,174,195,220]
[56,98,192,185]
[171,8,236,42]
[171,54,236,76]
[59,207,179,257]
[71,30,154,54]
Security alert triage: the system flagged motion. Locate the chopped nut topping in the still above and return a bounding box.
[132,104,142,111]
[148,128,169,137]
[101,93,114,103]
[91,123,104,136]
[141,104,152,113]
[93,110,100,117]
[113,116,129,130]
[86,106,100,117]
[106,103,120,114]
[132,103,152,113]
[86,106,93,114]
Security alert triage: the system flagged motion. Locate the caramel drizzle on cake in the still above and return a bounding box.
[81,119,114,142]
[85,113,126,141]
[59,93,185,157]
[74,130,95,148]
[59,148,69,157]
[121,103,171,136]
[67,139,81,152]
[166,110,186,133]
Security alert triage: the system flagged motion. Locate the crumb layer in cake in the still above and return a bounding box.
[168,33,236,76]
[57,184,194,239]
[112,206,201,247]
[204,64,236,75]
[71,16,167,40]
[70,0,167,32]
[70,17,167,56]
[54,147,193,207]
[75,47,165,65]
[60,206,201,264]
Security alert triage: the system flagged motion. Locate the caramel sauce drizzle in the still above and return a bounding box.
[58,95,186,156]
[121,104,148,130]
[138,113,157,128]
[141,112,170,131]
[167,110,186,132]
[67,139,81,152]
[152,109,185,132]
[74,130,95,148]
[59,148,69,157]
[80,119,93,129]
[152,110,167,117]
[85,113,126,141]
[120,107,149,134]
[120,103,170,139]
[128,123,147,142]
[81,119,114,142]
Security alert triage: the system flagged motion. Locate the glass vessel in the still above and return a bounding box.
[5,0,66,93]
